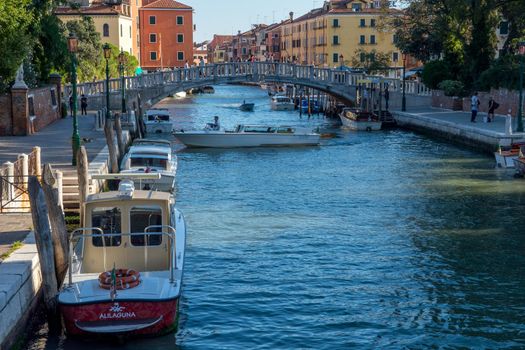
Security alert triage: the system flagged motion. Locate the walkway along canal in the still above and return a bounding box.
[22,84,525,349]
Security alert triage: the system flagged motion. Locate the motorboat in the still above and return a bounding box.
[202,86,215,93]
[271,95,294,111]
[340,108,382,131]
[143,109,173,134]
[495,143,525,168]
[299,98,319,114]
[239,102,255,112]
[58,174,186,337]
[174,91,187,98]
[120,139,177,192]
[173,124,320,148]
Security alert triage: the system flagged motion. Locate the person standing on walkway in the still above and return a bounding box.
[80,94,87,115]
[470,92,480,122]
[488,97,499,122]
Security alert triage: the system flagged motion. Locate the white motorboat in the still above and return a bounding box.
[339,108,382,131]
[120,139,177,192]
[58,175,186,337]
[271,95,295,111]
[494,143,525,168]
[143,109,173,134]
[174,91,187,98]
[173,124,320,148]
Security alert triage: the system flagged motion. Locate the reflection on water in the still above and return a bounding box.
[25,85,525,349]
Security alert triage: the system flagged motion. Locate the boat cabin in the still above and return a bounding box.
[74,183,176,274]
[234,125,296,134]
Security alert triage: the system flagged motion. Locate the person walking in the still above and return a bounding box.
[80,94,87,115]
[488,97,499,122]
[470,92,480,122]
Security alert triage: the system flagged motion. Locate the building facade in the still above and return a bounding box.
[139,0,193,71]
[280,0,399,69]
[55,0,136,57]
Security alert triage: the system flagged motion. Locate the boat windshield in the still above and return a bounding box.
[130,206,163,246]
[91,207,122,247]
[130,156,168,169]
[276,97,290,103]
[276,127,294,134]
[147,114,170,122]
[244,126,276,133]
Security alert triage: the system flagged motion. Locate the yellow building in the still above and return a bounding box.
[55,0,137,59]
[281,0,400,71]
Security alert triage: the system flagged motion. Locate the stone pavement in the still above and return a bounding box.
[392,106,525,151]
[0,112,108,165]
[0,214,32,263]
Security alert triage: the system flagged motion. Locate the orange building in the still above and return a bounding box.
[139,0,193,71]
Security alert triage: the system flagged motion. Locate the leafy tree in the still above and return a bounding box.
[421,60,453,89]
[98,44,139,81]
[0,0,34,91]
[65,17,103,83]
[351,49,391,74]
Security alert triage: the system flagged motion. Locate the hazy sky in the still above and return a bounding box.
[181,0,322,43]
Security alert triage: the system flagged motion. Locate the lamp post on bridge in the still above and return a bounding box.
[68,32,80,166]
[339,54,344,70]
[118,50,127,114]
[517,42,525,133]
[402,52,407,112]
[103,43,112,121]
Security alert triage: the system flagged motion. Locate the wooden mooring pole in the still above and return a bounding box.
[104,118,119,174]
[28,176,61,331]
[76,146,89,225]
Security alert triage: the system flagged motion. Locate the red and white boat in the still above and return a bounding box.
[494,142,525,168]
[58,174,186,337]
[339,108,382,131]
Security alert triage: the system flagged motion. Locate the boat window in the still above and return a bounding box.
[130,206,163,246]
[130,157,168,169]
[244,126,272,133]
[91,207,122,247]
[276,127,294,134]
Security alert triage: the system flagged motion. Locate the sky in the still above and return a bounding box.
[181,0,322,43]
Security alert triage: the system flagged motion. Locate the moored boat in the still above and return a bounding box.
[173,124,320,148]
[58,175,186,338]
[174,91,187,98]
[120,139,177,192]
[340,108,382,131]
[271,95,294,111]
[495,143,525,168]
[143,109,173,134]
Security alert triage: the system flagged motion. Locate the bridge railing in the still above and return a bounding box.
[65,62,431,99]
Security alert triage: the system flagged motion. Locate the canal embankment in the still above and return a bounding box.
[0,112,131,349]
[393,107,525,153]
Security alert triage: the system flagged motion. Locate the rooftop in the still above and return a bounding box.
[141,0,192,9]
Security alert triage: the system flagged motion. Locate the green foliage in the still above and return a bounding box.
[437,80,465,97]
[476,55,520,91]
[421,60,453,89]
[65,17,102,83]
[98,44,139,81]
[0,0,34,91]
[351,49,391,75]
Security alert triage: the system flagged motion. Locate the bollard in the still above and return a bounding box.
[19,153,29,190]
[33,146,42,179]
[56,170,63,210]
[5,162,14,204]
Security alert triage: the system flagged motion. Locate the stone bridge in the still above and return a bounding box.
[66,62,432,114]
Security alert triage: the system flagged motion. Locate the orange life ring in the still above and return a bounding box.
[98,269,141,290]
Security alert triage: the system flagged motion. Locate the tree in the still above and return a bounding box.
[98,44,139,80]
[351,49,391,75]
[65,17,103,83]
[0,0,34,91]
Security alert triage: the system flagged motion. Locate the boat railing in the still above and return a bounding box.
[68,226,177,286]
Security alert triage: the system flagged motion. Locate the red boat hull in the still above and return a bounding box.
[59,298,179,336]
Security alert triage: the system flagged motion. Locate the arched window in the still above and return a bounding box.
[103,23,109,37]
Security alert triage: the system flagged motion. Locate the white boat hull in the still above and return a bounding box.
[340,115,382,131]
[174,131,320,148]
[120,170,176,192]
[145,122,173,134]
[271,103,295,111]
[174,91,187,98]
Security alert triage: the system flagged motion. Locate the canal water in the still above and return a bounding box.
[26,85,525,349]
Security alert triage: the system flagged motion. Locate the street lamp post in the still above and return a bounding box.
[517,42,525,132]
[118,50,127,114]
[402,52,407,112]
[103,43,112,121]
[339,54,344,70]
[68,32,80,166]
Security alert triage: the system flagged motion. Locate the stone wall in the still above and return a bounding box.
[0,94,12,135]
[433,89,521,115]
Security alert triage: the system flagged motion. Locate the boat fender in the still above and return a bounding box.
[98,269,141,290]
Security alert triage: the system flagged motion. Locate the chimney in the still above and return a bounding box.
[289,11,294,22]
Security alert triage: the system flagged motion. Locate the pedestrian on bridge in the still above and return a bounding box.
[470,92,480,123]
[80,94,87,115]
